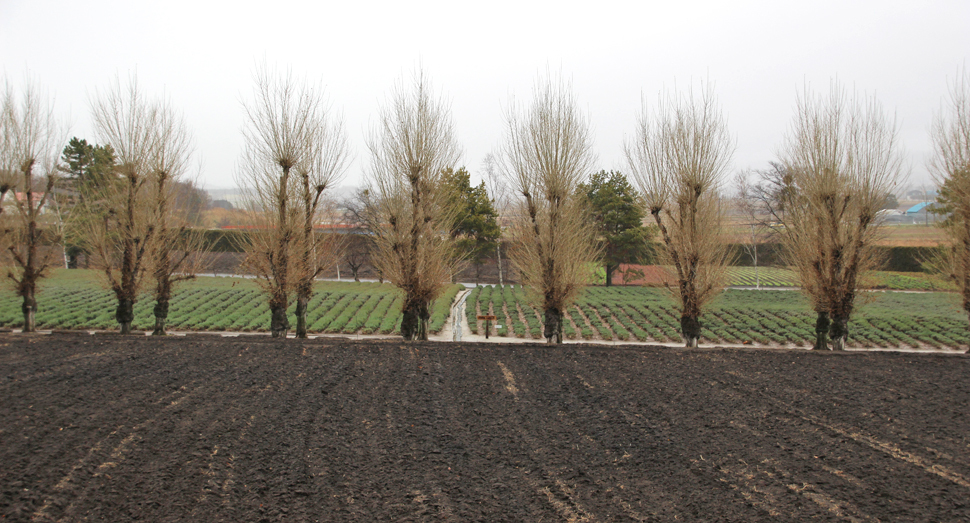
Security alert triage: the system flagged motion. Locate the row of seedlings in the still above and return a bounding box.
[465,286,482,334]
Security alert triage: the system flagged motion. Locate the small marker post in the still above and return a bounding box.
[477,315,497,339]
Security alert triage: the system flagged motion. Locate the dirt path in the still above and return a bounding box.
[1,334,967,521]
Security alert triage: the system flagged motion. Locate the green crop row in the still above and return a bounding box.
[467,283,970,350]
[0,270,463,337]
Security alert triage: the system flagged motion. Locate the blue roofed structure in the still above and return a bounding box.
[905,202,932,214]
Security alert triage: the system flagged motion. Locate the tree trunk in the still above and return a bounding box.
[681,315,701,348]
[270,304,288,338]
[401,301,429,341]
[543,307,563,344]
[117,298,135,335]
[829,314,848,351]
[813,311,830,350]
[21,291,36,333]
[605,264,615,287]
[401,306,418,340]
[417,302,429,341]
[295,296,309,339]
[496,243,503,286]
[152,300,169,336]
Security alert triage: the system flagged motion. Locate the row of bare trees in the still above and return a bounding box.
[3,68,968,348]
[0,75,205,334]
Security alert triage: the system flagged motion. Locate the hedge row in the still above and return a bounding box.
[189,231,940,273]
[728,243,940,273]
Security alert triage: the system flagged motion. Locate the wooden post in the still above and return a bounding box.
[477,315,497,339]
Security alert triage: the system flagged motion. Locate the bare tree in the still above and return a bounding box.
[238,67,348,338]
[481,152,510,284]
[502,76,599,344]
[929,69,970,351]
[85,77,158,334]
[0,76,65,332]
[734,170,769,289]
[341,188,377,282]
[778,83,905,351]
[366,70,461,341]
[292,121,349,338]
[626,84,735,348]
[747,162,796,222]
[145,101,207,335]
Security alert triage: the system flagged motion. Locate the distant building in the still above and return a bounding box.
[1,191,50,214]
[899,201,943,224]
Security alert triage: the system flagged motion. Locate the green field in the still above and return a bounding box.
[467,284,969,349]
[0,270,462,336]
[718,267,955,291]
[1,270,967,349]
[725,267,797,287]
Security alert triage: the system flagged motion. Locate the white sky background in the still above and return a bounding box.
[2,0,968,193]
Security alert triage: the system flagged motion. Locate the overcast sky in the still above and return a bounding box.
[2,0,968,193]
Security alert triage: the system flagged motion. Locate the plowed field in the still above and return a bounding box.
[2,334,968,521]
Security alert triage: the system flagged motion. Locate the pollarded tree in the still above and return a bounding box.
[292,115,349,338]
[0,76,65,332]
[367,70,461,341]
[238,67,348,338]
[626,84,735,348]
[929,69,970,351]
[779,83,904,351]
[85,77,159,334]
[144,100,208,336]
[503,76,599,344]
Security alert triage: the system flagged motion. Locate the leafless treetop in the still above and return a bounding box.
[625,83,734,214]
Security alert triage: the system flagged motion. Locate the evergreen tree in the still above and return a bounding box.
[580,170,655,286]
[60,137,116,194]
[442,167,501,281]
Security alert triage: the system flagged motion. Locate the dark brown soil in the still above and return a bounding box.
[2,334,968,522]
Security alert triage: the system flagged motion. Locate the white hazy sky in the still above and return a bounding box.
[2,0,968,191]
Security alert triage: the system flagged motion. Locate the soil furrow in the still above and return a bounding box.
[2,336,967,522]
